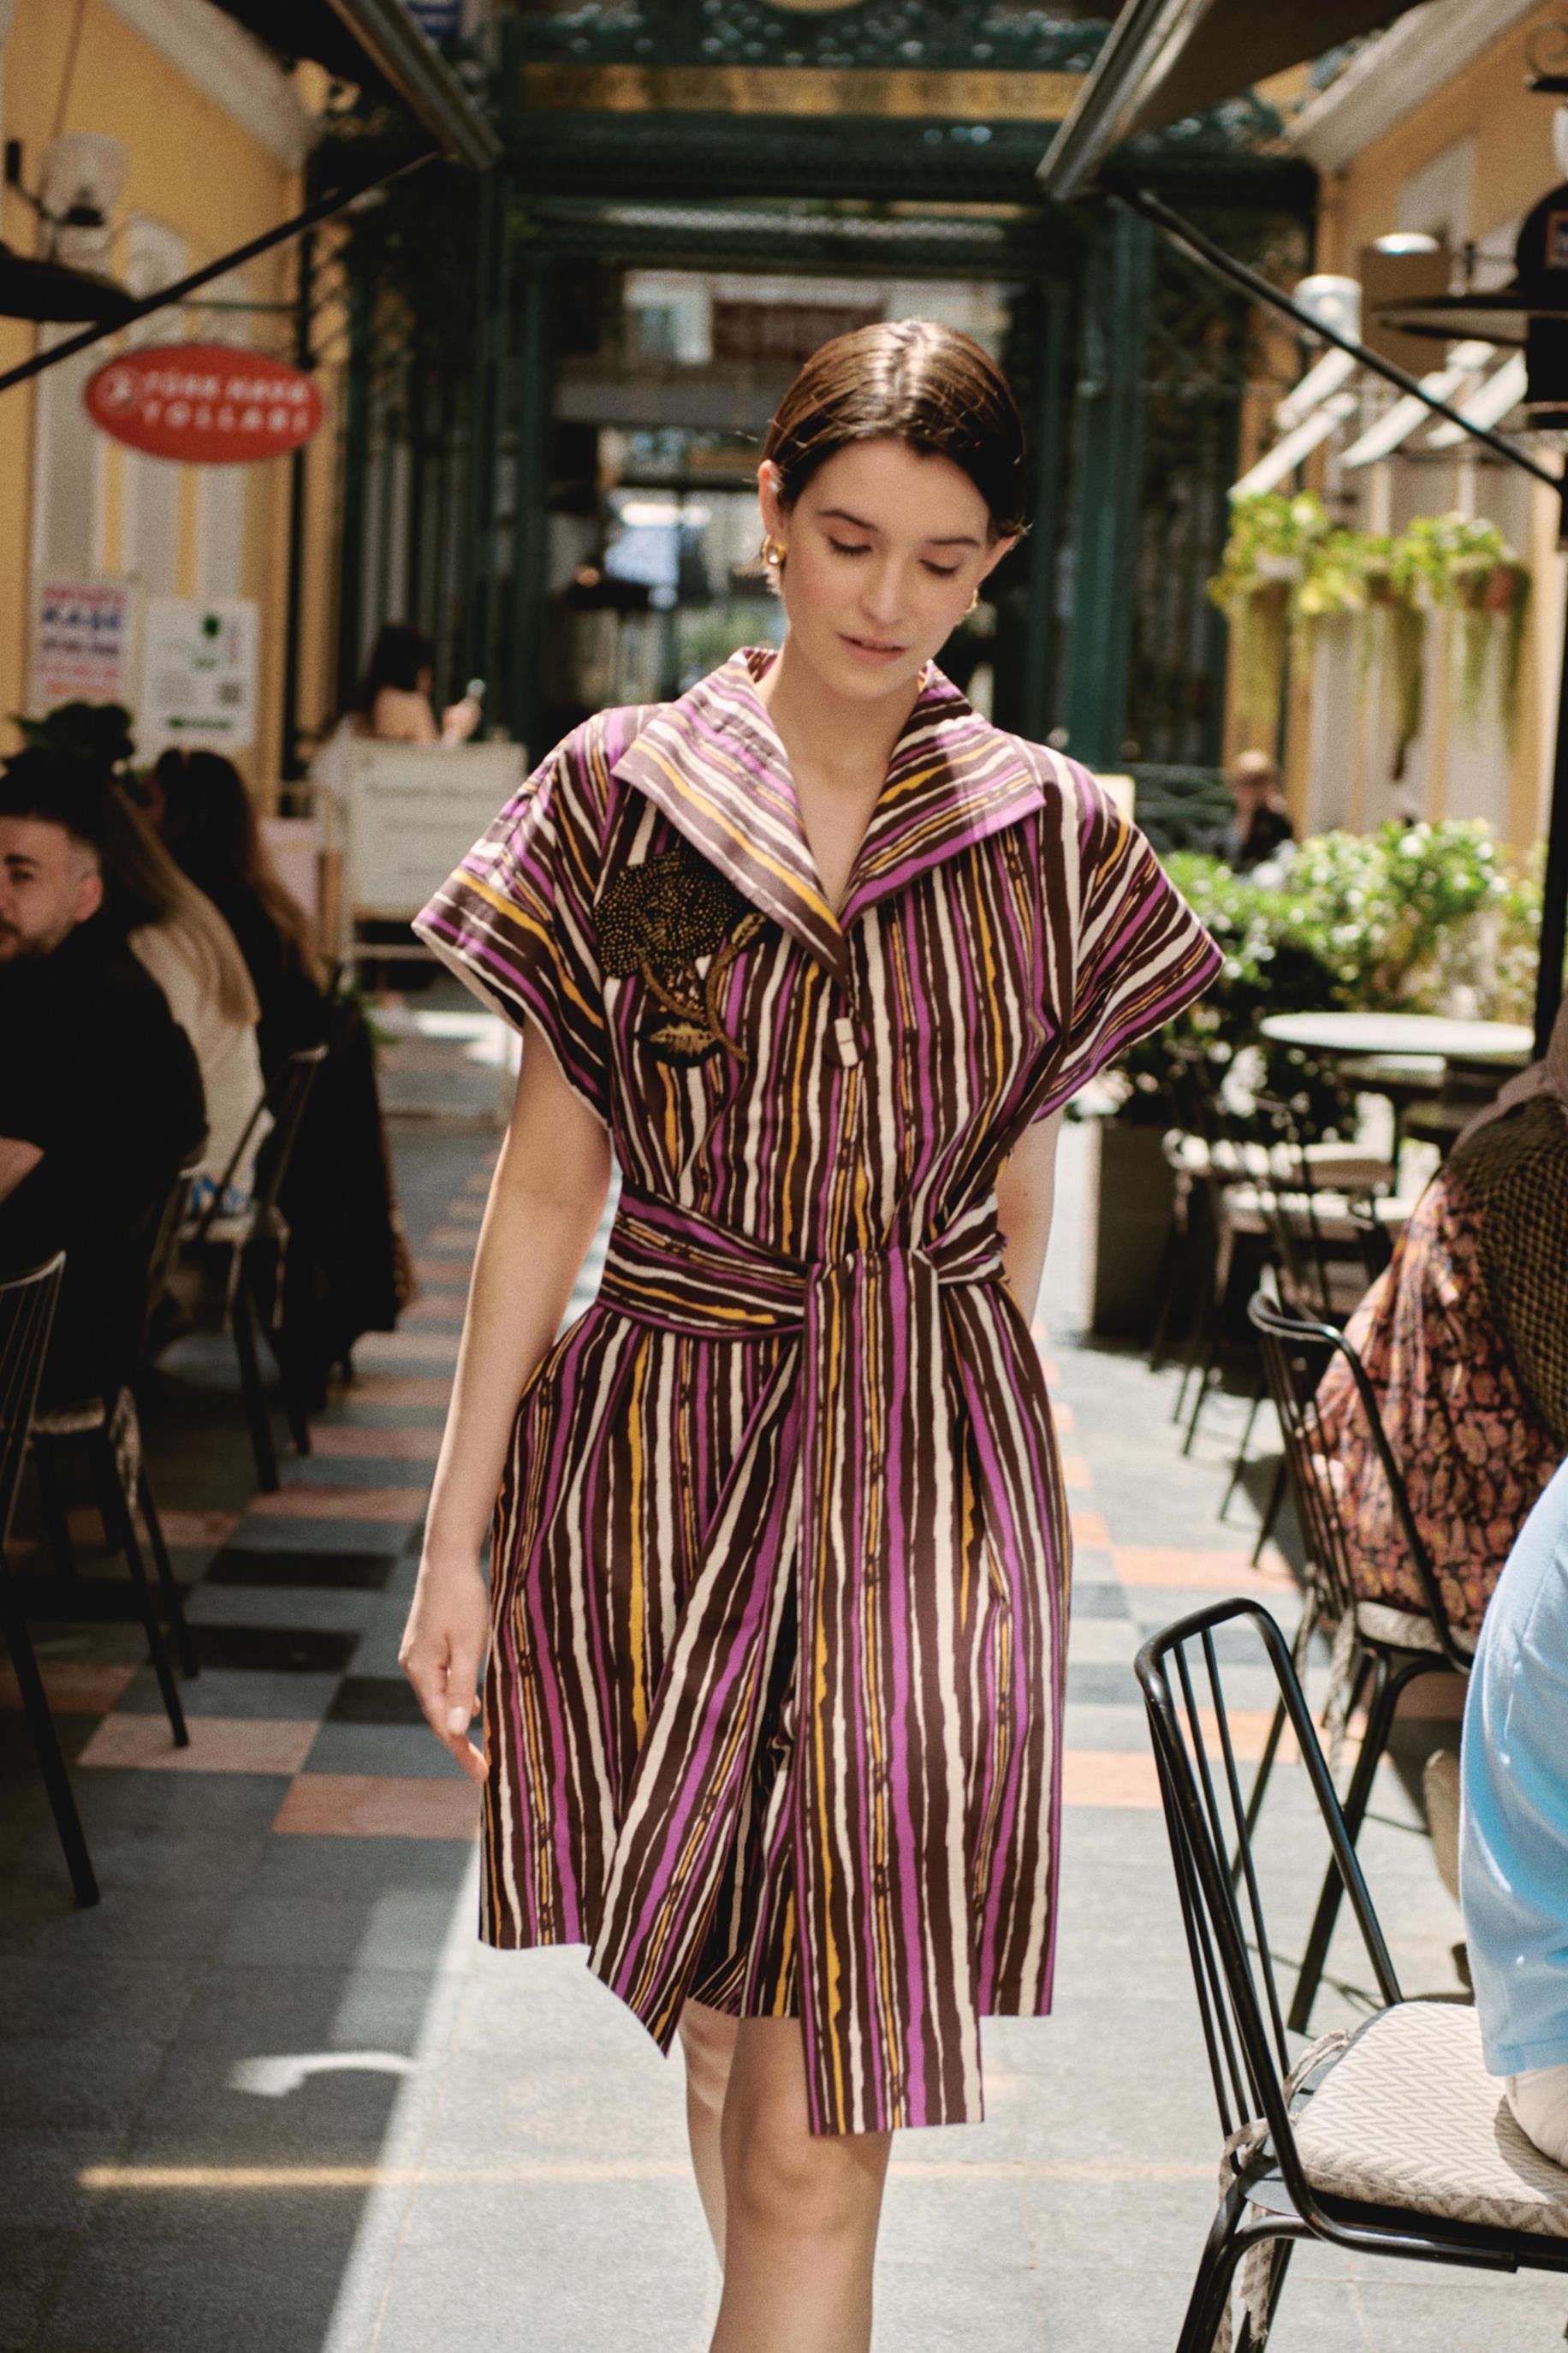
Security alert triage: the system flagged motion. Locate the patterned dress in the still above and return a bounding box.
[1316,1096,1568,1633]
[415,650,1218,2136]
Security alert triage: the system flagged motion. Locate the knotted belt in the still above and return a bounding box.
[585,1184,1051,2137]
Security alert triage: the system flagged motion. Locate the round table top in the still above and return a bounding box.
[1258,1011,1533,1063]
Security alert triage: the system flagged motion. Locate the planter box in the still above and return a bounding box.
[1088,1116,1177,1340]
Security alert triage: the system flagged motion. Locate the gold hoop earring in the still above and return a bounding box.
[965,589,980,616]
[762,535,785,568]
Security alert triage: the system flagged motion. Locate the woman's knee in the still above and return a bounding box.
[721,2085,888,2240]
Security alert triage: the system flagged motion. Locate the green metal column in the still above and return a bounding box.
[279,224,315,781]
[334,267,373,717]
[1060,206,1155,770]
[1015,277,1071,747]
[507,255,550,758]
[462,163,506,695]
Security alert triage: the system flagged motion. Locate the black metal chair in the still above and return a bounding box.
[1246,1280,1474,2034]
[0,1256,98,1904]
[1137,1595,1568,2353]
[1212,1090,1390,1552]
[2,1255,190,1906]
[29,1158,204,1681]
[187,1044,328,1490]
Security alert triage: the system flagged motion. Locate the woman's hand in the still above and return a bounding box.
[399,1560,491,1784]
[400,1019,612,1780]
[441,696,482,745]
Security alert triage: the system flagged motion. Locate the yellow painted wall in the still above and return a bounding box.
[1315,5,1561,274]
[0,0,338,787]
[1294,4,1565,847]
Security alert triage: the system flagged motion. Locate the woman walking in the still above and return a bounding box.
[401,320,1218,2350]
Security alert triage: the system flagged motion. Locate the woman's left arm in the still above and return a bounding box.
[995,1108,1063,1324]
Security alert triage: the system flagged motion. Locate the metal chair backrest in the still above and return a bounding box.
[252,1044,329,1225]
[1135,1596,1401,2223]
[141,1160,201,1346]
[192,1043,329,1246]
[1247,1280,1469,1667]
[0,1254,65,1550]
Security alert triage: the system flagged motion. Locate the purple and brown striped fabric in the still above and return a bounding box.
[414,649,1219,2135]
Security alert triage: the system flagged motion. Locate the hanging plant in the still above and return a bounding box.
[1446,550,1531,741]
[1210,500,1534,776]
[1209,492,1332,742]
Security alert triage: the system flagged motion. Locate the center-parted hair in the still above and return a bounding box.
[762,319,1030,540]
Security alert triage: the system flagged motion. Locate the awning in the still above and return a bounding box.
[1339,341,1495,468]
[1231,395,1357,499]
[1425,353,1529,449]
[206,0,500,169]
[1038,0,1428,201]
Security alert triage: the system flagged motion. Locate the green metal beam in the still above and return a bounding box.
[1060,206,1155,769]
[507,262,551,759]
[1014,278,1072,747]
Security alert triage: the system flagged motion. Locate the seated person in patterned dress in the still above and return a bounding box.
[0,753,206,1407]
[1461,1457,1568,2168]
[1314,998,1568,1637]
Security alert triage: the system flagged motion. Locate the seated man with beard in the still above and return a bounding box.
[0,752,205,1407]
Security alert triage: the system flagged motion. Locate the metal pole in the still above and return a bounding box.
[335,268,373,719]
[1061,205,1155,767]
[461,166,503,697]
[280,225,316,785]
[1537,529,1568,1053]
[0,152,437,399]
[1017,278,1071,746]
[508,258,549,757]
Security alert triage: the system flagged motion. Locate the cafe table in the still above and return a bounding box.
[1258,1011,1533,1176]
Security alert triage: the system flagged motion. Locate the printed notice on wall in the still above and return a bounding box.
[140,597,258,754]
[31,579,135,710]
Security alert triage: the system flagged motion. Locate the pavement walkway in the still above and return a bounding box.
[3,1007,1565,2352]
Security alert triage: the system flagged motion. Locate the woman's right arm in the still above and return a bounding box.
[400,1020,612,1780]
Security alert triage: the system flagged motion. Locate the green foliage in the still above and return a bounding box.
[1114,819,1542,1132]
[1209,495,1533,758]
[10,699,136,772]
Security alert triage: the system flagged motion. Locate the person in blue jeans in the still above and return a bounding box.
[1461,1456,1568,2166]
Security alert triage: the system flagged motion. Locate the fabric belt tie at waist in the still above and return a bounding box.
[586,1185,1045,2138]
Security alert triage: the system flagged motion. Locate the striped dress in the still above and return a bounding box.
[415,648,1219,2137]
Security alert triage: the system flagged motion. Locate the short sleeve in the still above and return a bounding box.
[412,733,609,1126]
[1035,763,1221,1120]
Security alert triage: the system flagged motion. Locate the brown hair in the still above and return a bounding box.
[152,749,326,989]
[762,319,1029,540]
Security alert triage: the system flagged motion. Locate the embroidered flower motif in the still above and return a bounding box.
[598,844,765,1065]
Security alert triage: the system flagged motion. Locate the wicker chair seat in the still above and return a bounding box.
[1293,2001,1568,2237]
[1354,1598,1477,1655]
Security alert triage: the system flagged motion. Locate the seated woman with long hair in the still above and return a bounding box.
[148,749,414,1404]
[146,748,327,1080]
[98,787,268,1211]
[1315,998,1568,1637]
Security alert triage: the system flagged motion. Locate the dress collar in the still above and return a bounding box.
[610,648,1044,989]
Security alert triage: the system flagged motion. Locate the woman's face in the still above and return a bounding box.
[758,438,1014,707]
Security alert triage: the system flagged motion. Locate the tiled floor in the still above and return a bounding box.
[3,1020,1565,2352]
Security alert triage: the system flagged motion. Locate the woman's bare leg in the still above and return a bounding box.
[710,2015,891,2353]
[679,1998,739,2261]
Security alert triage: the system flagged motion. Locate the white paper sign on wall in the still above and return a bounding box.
[140,597,258,754]
[31,578,136,711]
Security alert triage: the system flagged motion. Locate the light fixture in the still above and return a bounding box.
[1370,232,1441,257]
[1378,176,1568,430]
[0,130,133,325]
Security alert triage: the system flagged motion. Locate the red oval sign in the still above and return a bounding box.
[84,342,322,464]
